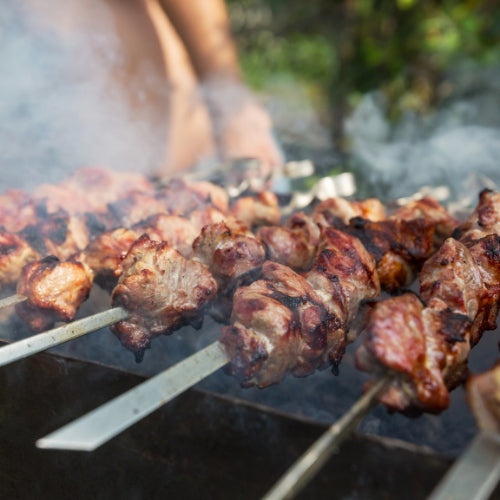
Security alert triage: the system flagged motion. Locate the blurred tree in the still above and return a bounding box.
[227,0,500,148]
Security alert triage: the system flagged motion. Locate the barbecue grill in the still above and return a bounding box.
[1,162,500,499]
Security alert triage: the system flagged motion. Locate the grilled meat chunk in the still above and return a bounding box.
[257,212,321,271]
[220,227,380,388]
[220,261,340,387]
[0,229,40,286]
[357,190,500,414]
[19,207,91,261]
[0,189,37,232]
[312,197,386,226]
[356,293,471,413]
[306,227,380,332]
[229,191,280,228]
[107,190,169,228]
[111,235,218,357]
[343,216,434,291]
[156,178,229,215]
[83,227,140,291]
[192,218,266,289]
[133,214,199,259]
[15,254,94,332]
[33,166,154,215]
[455,189,500,244]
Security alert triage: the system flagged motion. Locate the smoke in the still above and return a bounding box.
[0,1,167,192]
[344,64,500,204]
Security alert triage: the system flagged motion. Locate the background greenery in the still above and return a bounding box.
[227,0,500,148]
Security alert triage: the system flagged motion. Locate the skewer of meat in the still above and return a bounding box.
[263,191,500,500]
[34,192,460,450]
[356,189,500,414]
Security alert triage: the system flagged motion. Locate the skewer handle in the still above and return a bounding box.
[262,378,388,500]
[36,340,229,451]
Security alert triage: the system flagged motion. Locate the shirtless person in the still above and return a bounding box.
[2,0,283,187]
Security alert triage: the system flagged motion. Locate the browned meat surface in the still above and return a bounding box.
[455,189,500,244]
[312,197,386,227]
[220,261,341,387]
[229,190,280,228]
[192,218,266,289]
[356,293,471,413]
[0,229,40,286]
[343,216,435,291]
[15,254,94,332]
[156,178,229,216]
[0,189,37,232]
[420,238,486,319]
[33,167,154,215]
[134,214,199,258]
[306,227,380,327]
[111,235,218,358]
[357,190,500,415]
[107,190,169,228]
[390,196,459,248]
[257,212,321,271]
[466,362,500,433]
[83,227,140,291]
[18,206,92,261]
[220,227,380,388]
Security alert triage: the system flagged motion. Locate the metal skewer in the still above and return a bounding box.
[36,340,229,451]
[428,432,500,500]
[0,306,129,368]
[0,293,26,309]
[262,377,389,500]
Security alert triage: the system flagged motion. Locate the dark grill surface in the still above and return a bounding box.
[1,348,486,499]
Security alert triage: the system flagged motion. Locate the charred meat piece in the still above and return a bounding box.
[133,214,199,259]
[107,190,169,228]
[257,212,321,271]
[220,227,380,388]
[0,189,37,232]
[220,261,341,388]
[111,235,218,357]
[192,218,266,289]
[156,178,229,216]
[455,189,500,244]
[312,197,386,227]
[342,216,434,291]
[390,196,459,248]
[229,190,280,228]
[0,229,40,286]
[33,166,154,215]
[18,206,91,261]
[356,293,472,413]
[306,227,380,330]
[15,254,94,332]
[83,227,140,291]
[357,190,500,415]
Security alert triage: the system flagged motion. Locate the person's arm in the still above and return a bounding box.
[158,0,241,82]
[158,0,284,175]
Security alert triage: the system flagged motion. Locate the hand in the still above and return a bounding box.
[202,78,284,178]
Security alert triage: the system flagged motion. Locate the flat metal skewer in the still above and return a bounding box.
[262,377,389,500]
[0,306,129,368]
[428,432,500,500]
[0,293,26,309]
[36,340,229,451]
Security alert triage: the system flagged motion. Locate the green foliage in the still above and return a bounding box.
[228,0,500,134]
